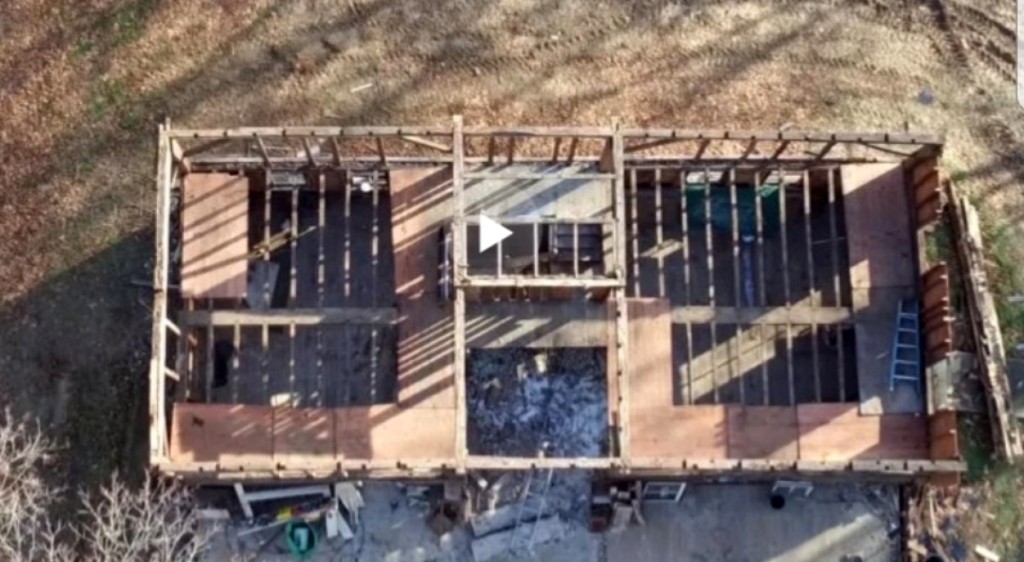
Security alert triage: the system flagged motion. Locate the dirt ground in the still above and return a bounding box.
[1,0,1022,546]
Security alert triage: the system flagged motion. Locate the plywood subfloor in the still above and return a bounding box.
[169,403,456,465]
[726,405,799,459]
[390,167,455,409]
[842,164,921,415]
[797,403,928,460]
[181,173,249,298]
[841,164,914,291]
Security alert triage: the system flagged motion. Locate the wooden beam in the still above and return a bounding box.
[630,168,640,296]
[331,137,342,166]
[182,138,231,158]
[694,139,711,160]
[814,140,837,162]
[180,308,399,326]
[486,136,496,165]
[254,134,271,167]
[670,306,853,324]
[169,126,452,139]
[551,137,562,161]
[452,116,468,472]
[738,139,758,161]
[612,123,630,460]
[375,137,386,165]
[464,126,614,137]
[506,137,516,164]
[567,137,579,163]
[828,168,845,401]
[400,135,452,153]
[625,137,685,154]
[457,276,622,289]
[655,168,665,297]
[302,139,316,166]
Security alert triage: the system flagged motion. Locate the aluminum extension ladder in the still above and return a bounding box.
[888,299,921,392]
[508,468,554,553]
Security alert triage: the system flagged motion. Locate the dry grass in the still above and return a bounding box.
[1,0,1022,524]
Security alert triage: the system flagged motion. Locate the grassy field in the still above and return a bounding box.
[1,0,1022,546]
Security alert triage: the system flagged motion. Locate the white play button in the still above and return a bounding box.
[478,214,513,253]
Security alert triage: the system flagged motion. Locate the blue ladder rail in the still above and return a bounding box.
[889,299,921,393]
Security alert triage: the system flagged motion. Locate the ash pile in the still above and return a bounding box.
[466,347,608,458]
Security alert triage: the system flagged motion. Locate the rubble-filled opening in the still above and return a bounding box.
[466,348,608,458]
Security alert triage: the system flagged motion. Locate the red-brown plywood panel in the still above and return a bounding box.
[627,298,673,411]
[273,407,335,464]
[335,405,456,460]
[631,405,728,459]
[726,406,799,460]
[841,164,914,289]
[181,173,249,298]
[170,403,273,464]
[797,403,928,460]
[390,168,455,409]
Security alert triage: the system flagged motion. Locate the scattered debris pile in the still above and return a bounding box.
[907,480,1023,562]
[467,347,608,457]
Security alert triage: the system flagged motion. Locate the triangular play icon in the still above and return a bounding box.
[479,214,513,253]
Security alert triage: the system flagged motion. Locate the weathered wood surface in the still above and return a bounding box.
[181,173,250,298]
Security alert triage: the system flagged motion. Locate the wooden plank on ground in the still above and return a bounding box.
[181,173,250,298]
[841,164,914,289]
[797,403,928,460]
[726,406,799,460]
[169,403,273,464]
[335,405,456,459]
[390,168,456,409]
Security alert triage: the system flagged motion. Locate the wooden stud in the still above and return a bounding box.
[786,323,795,406]
[753,172,769,404]
[704,167,715,307]
[487,136,496,165]
[778,167,791,306]
[205,325,214,403]
[738,139,758,161]
[302,139,315,167]
[573,223,580,278]
[729,167,741,307]
[694,139,711,160]
[289,185,298,400]
[655,168,665,297]
[769,140,791,162]
[552,137,562,162]
[828,168,845,400]
[567,137,579,164]
[375,137,386,165]
[533,222,540,277]
[680,169,694,405]
[704,167,718,403]
[612,125,630,460]
[680,169,692,305]
[506,137,516,164]
[630,168,640,296]
[370,172,381,402]
[331,137,342,166]
[814,140,837,162]
[803,170,821,402]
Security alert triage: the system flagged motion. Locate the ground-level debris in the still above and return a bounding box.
[470,516,567,562]
[974,545,1001,561]
[470,503,523,537]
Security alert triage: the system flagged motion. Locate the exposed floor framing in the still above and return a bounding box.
[148,121,963,482]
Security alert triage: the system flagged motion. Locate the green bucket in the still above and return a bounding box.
[284,520,319,560]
